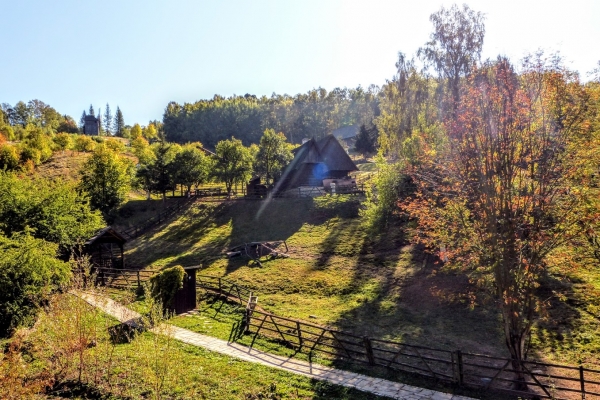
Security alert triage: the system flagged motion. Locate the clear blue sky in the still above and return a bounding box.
[1,0,598,126]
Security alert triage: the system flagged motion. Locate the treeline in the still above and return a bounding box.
[162,87,380,147]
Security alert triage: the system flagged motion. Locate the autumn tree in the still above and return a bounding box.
[213,137,253,195]
[406,57,587,388]
[254,129,293,185]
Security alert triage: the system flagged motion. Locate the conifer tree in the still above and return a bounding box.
[80,110,87,132]
[114,106,125,137]
[103,103,113,135]
[88,104,95,117]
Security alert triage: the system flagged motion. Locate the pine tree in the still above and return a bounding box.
[104,103,113,135]
[80,110,87,132]
[97,107,103,135]
[88,104,95,117]
[114,106,125,137]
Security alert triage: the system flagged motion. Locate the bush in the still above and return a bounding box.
[74,135,96,152]
[19,145,41,165]
[0,232,70,336]
[53,133,72,152]
[105,138,125,153]
[0,145,19,171]
[150,266,185,312]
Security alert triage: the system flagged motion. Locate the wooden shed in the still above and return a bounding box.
[276,135,358,190]
[172,266,200,314]
[84,227,127,269]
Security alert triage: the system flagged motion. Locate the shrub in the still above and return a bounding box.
[0,145,19,171]
[150,266,185,312]
[74,135,96,152]
[19,145,41,165]
[53,133,72,152]
[105,138,125,153]
[0,232,70,336]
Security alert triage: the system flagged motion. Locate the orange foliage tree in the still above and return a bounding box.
[406,56,588,388]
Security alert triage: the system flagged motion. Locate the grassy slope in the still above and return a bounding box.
[125,197,505,357]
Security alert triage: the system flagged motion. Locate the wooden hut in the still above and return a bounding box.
[276,135,358,190]
[84,227,127,269]
[172,266,200,314]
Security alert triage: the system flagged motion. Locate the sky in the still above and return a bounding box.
[1,0,598,126]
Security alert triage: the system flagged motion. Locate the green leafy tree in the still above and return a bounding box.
[172,144,210,195]
[0,171,104,250]
[213,137,253,195]
[130,123,143,140]
[418,3,485,112]
[0,231,71,336]
[79,144,134,218]
[254,129,293,185]
[114,106,125,136]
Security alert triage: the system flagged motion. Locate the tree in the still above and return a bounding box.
[80,110,87,131]
[354,123,378,158]
[79,144,134,218]
[136,140,176,201]
[213,137,253,195]
[0,231,70,336]
[114,106,124,136]
[254,129,293,185]
[171,144,209,195]
[0,171,104,251]
[103,104,113,135]
[418,4,485,112]
[406,57,587,388]
[130,123,143,140]
[88,104,95,117]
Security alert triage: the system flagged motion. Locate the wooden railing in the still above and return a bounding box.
[94,267,155,289]
[120,197,196,240]
[196,274,600,400]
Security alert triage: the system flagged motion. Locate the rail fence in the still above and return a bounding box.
[121,197,197,240]
[195,275,600,400]
[94,267,155,289]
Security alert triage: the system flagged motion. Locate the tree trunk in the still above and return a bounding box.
[502,306,530,392]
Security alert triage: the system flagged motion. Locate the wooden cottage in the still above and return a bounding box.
[84,227,127,269]
[276,135,358,190]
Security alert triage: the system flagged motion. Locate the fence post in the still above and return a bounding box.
[363,336,375,366]
[456,350,464,386]
[580,365,586,400]
[297,321,303,349]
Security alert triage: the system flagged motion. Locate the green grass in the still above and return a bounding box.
[6,293,392,400]
[124,196,505,357]
[122,194,600,377]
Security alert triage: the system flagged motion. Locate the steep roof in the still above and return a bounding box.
[289,136,357,172]
[315,135,357,172]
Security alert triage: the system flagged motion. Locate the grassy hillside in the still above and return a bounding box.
[122,195,600,370]
[124,197,506,357]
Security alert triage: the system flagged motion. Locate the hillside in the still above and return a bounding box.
[124,197,506,358]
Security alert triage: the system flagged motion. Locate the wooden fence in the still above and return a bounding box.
[196,275,600,400]
[94,267,155,289]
